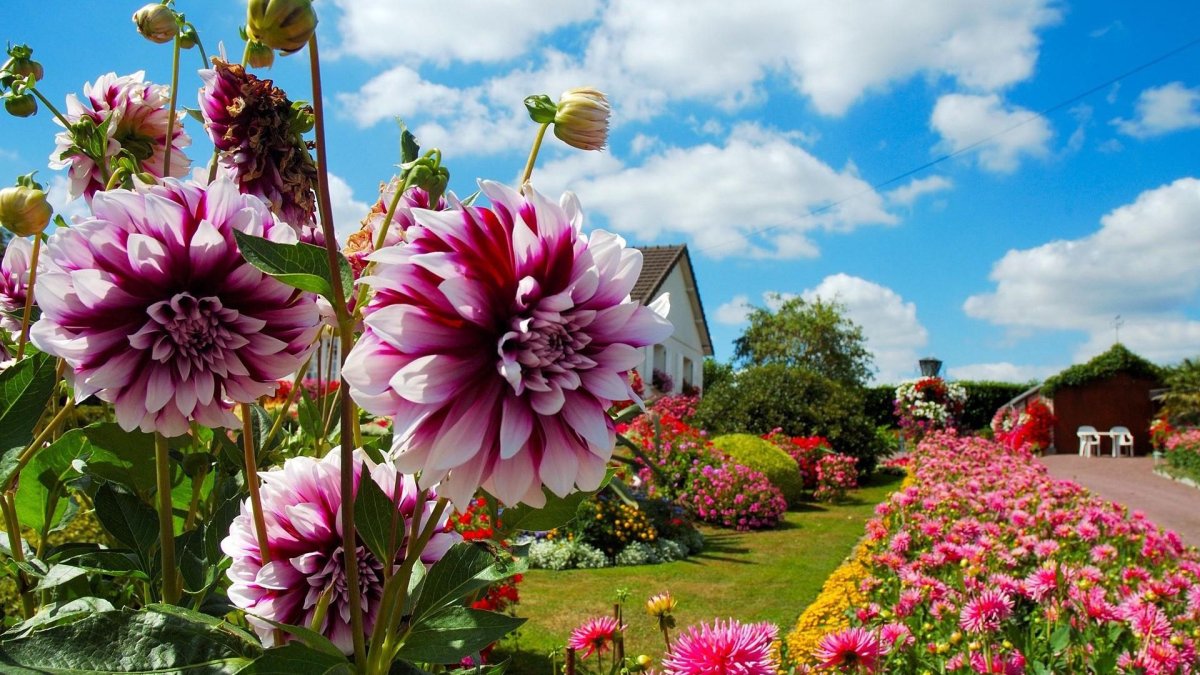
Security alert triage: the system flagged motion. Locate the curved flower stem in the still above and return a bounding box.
[14,234,42,360]
[0,492,34,618]
[28,87,72,129]
[518,123,551,192]
[261,354,312,452]
[163,35,182,179]
[2,397,76,494]
[154,433,180,604]
[307,34,366,668]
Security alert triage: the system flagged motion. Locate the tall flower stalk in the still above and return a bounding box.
[154,433,180,604]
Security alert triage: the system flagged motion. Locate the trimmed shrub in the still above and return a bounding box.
[711,433,804,504]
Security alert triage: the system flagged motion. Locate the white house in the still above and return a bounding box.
[632,245,714,395]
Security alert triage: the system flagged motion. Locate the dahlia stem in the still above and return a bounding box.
[261,354,312,452]
[307,34,366,668]
[518,123,551,192]
[163,34,182,179]
[28,87,72,129]
[2,397,76,493]
[240,403,271,565]
[154,433,180,604]
[1,491,35,619]
[14,234,42,361]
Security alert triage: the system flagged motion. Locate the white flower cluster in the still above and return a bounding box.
[894,377,967,423]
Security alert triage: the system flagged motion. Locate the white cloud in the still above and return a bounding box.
[885,175,953,206]
[534,124,895,259]
[801,274,928,383]
[930,93,1052,172]
[714,294,753,325]
[947,362,1056,383]
[331,0,601,63]
[325,173,373,239]
[1112,82,1200,139]
[964,177,1200,362]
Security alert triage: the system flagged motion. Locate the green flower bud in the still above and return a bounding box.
[245,40,276,69]
[4,93,37,118]
[179,26,199,50]
[524,94,557,125]
[0,184,52,236]
[133,3,179,44]
[1,45,44,88]
[552,87,610,151]
[246,0,318,55]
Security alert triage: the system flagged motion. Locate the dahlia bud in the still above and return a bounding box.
[4,93,36,118]
[179,26,199,50]
[646,592,677,618]
[0,184,52,237]
[133,3,179,44]
[552,87,610,151]
[246,0,318,54]
[245,40,275,69]
[0,45,43,88]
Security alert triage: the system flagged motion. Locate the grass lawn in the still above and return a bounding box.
[493,471,903,673]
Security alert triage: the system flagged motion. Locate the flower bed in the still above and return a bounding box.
[991,398,1056,453]
[789,431,1200,673]
[1163,428,1200,485]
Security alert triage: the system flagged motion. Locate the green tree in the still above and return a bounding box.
[732,295,874,387]
[1162,357,1200,426]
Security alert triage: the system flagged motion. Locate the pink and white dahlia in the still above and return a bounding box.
[661,619,779,675]
[222,449,460,654]
[959,589,1014,634]
[29,177,321,436]
[343,181,672,507]
[567,615,624,660]
[199,58,318,227]
[50,71,191,202]
[0,236,32,334]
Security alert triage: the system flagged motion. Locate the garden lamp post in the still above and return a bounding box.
[919,357,943,377]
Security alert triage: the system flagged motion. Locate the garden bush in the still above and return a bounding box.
[710,433,804,504]
[1163,428,1200,483]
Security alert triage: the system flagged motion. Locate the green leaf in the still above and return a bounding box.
[233,230,353,304]
[397,607,524,665]
[523,94,557,125]
[236,404,274,457]
[14,429,90,533]
[397,119,421,164]
[92,484,158,575]
[0,351,57,456]
[354,475,398,566]
[1049,625,1070,653]
[410,542,526,622]
[254,618,344,659]
[35,564,86,592]
[495,469,615,534]
[82,423,158,495]
[0,605,260,673]
[177,526,208,593]
[4,597,116,640]
[240,642,354,675]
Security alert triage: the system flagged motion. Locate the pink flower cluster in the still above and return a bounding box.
[813,453,858,503]
[662,619,779,675]
[814,431,1200,673]
[684,463,787,532]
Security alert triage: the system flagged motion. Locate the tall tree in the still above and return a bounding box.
[732,294,874,387]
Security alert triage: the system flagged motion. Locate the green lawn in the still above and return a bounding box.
[494,472,903,673]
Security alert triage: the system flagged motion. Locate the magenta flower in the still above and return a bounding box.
[343,181,672,507]
[50,71,191,202]
[662,619,779,675]
[222,449,460,654]
[29,177,321,436]
[812,627,885,672]
[567,615,623,660]
[199,59,317,227]
[0,236,31,335]
[959,589,1014,634]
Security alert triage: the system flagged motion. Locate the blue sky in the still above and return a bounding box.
[3,0,1200,383]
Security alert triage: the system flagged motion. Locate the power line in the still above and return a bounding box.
[695,33,1200,256]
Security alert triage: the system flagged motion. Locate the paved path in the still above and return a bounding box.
[1038,453,1200,548]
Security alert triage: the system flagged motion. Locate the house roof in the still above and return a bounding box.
[633,244,714,356]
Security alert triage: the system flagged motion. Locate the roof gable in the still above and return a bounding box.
[633,245,713,356]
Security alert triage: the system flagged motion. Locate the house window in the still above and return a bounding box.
[653,345,666,372]
[682,356,694,392]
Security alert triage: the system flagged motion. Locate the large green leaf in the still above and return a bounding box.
[495,469,615,534]
[354,475,398,566]
[0,604,260,673]
[82,423,159,495]
[239,643,354,675]
[410,543,525,623]
[0,351,57,456]
[14,429,90,533]
[233,231,353,304]
[397,607,524,665]
[92,484,158,575]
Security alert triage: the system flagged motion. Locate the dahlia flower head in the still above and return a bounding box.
[0,236,32,335]
[50,71,191,202]
[343,181,454,278]
[812,626,886,672]
[199,58,318,227]
[222,448,460,654]
[344,181,672,508]
[30,177,322,436]
[567,615,624,660]
[661,619,779,675]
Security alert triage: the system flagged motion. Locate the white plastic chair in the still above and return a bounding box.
[1077,426,1101,457]
[1109,426,1134,457]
